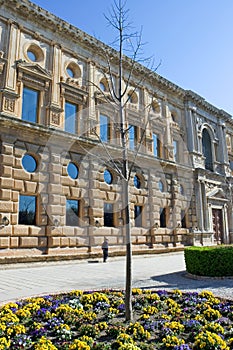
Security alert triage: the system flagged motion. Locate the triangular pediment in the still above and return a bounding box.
[17,61,52,80]
[206,187,225,199]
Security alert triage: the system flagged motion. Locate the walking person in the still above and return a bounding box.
[102,238,109,262]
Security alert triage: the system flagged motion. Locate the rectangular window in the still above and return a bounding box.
[104,202,114,227]
[181,209,187,228]
[100,114,110,142]
[129,125,137,150]
[65,101,77,134]
[134,205,142,227]
[18,195,36,225]
[173,140,179,162]
[153,133,161,157]
[22,87,39,123]
[160,207,167,228]
[66,199,79,226]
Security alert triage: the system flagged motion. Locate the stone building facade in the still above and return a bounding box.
[0,0,233,258]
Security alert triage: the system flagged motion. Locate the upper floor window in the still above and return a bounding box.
[104,169,113,184]
[134,175,141,189]
[22,87,39,123]
[66,199,79,226]
[100,115,110,142]
[18,195,36,225]
[153,133,161,157]
[65,101,77,134]
[202,129,213,171]
[129,125,138,150]
[173,140,179,162]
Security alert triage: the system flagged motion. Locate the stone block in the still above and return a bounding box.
[14,179,24,191]
[49,194,61,205]
[69,237,77,246]
[0,201,13,212]
[13,169,30,180]
[25,181,37,193]
[11,191,19,202]
[48,184,62,194]
[0,237,9,248]
[0,154,14,166]
[48,236,60,247]
[70,187,82,198]
[10,237,19,248]
[0,189,11,200]
[38,237,47,247]
[60,237,69,246]
[13,226,29,236]
[20,237,38,247]
[62,226,75,236]
[10,213,18,225]
[2,144,13,155]
[29,226,45,236]
[0,225,11,235]
[49,163,62,173]
[0,165,12,177]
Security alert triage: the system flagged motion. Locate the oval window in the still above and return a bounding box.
[134,175,141,189]
[27,50,37,62]
[67,162,79,179]
[67,67,75,78]
[22,154,37,173]
[104,169,113,184]
[158,180,164,192]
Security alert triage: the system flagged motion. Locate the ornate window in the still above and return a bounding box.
[158,180,164,192]
[134,175,141,189]
[129,125,138,150]
[202,129,213,171]
[26,44,44,63]
[173,140,179,162]
[18,195,36,225]
[153,133,161,157]
[65,62,81,80]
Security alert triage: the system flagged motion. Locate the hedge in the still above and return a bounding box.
[184,245,233,277]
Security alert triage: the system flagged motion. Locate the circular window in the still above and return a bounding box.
[22,154,37,173]
[66,62,81,79]
[100,81,106,91]
[67,162,79,179]
[104,169,113,184]
[158,180,164,192]
[134,175,141,189]
[27,50,37,62]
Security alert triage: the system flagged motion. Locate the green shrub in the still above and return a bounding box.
[184,245,233,277]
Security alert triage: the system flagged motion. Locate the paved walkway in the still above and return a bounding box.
[0,252,232,304]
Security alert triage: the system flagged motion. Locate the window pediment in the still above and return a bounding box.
[60,81,88,105]
[17,61,52,81]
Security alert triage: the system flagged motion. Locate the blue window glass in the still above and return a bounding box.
[100,82,106,91]
[22,87,39,123]
[158,180,164,192]
[66,199,79,226]
[129,125,136,150]
[65,102,77,134]
[18,195,36,225]
[67,162,79,179]
[134,205,142,227]
[67,67,75,78]
[134,175,141,189]
[100,115,110,142]
[153,133,158,157]
[104,169,113,184]
[22,154,37,173]
[180,184,184,195]
[27,50,37,62]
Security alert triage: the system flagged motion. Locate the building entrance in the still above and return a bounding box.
[212,208,224,244]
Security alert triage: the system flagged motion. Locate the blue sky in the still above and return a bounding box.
[31,0,233,115]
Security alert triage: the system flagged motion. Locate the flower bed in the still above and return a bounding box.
[0,289,232,349]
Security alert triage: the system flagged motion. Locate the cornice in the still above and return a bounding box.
[1,0,232,121]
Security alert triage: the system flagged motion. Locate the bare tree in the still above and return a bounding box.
[90,0,158,321]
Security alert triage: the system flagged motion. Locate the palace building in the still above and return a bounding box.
[0,0,233,259]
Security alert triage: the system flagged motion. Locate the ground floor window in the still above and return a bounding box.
[104,203,115,227]
[134,205,142,227]
[181,209,187,228]
[66,199,79,226]
[18,195,36,225]
[160,207,167,228]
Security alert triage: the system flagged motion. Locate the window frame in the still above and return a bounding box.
[134,205,143,227]
[100,114,110,143]
[160,207,167,228]
[104,202,115,227]
[129,124,138,151]
[65,101,77,134]
[22,86,39,123]
[66,199,80,226]
[18,194,37,225]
